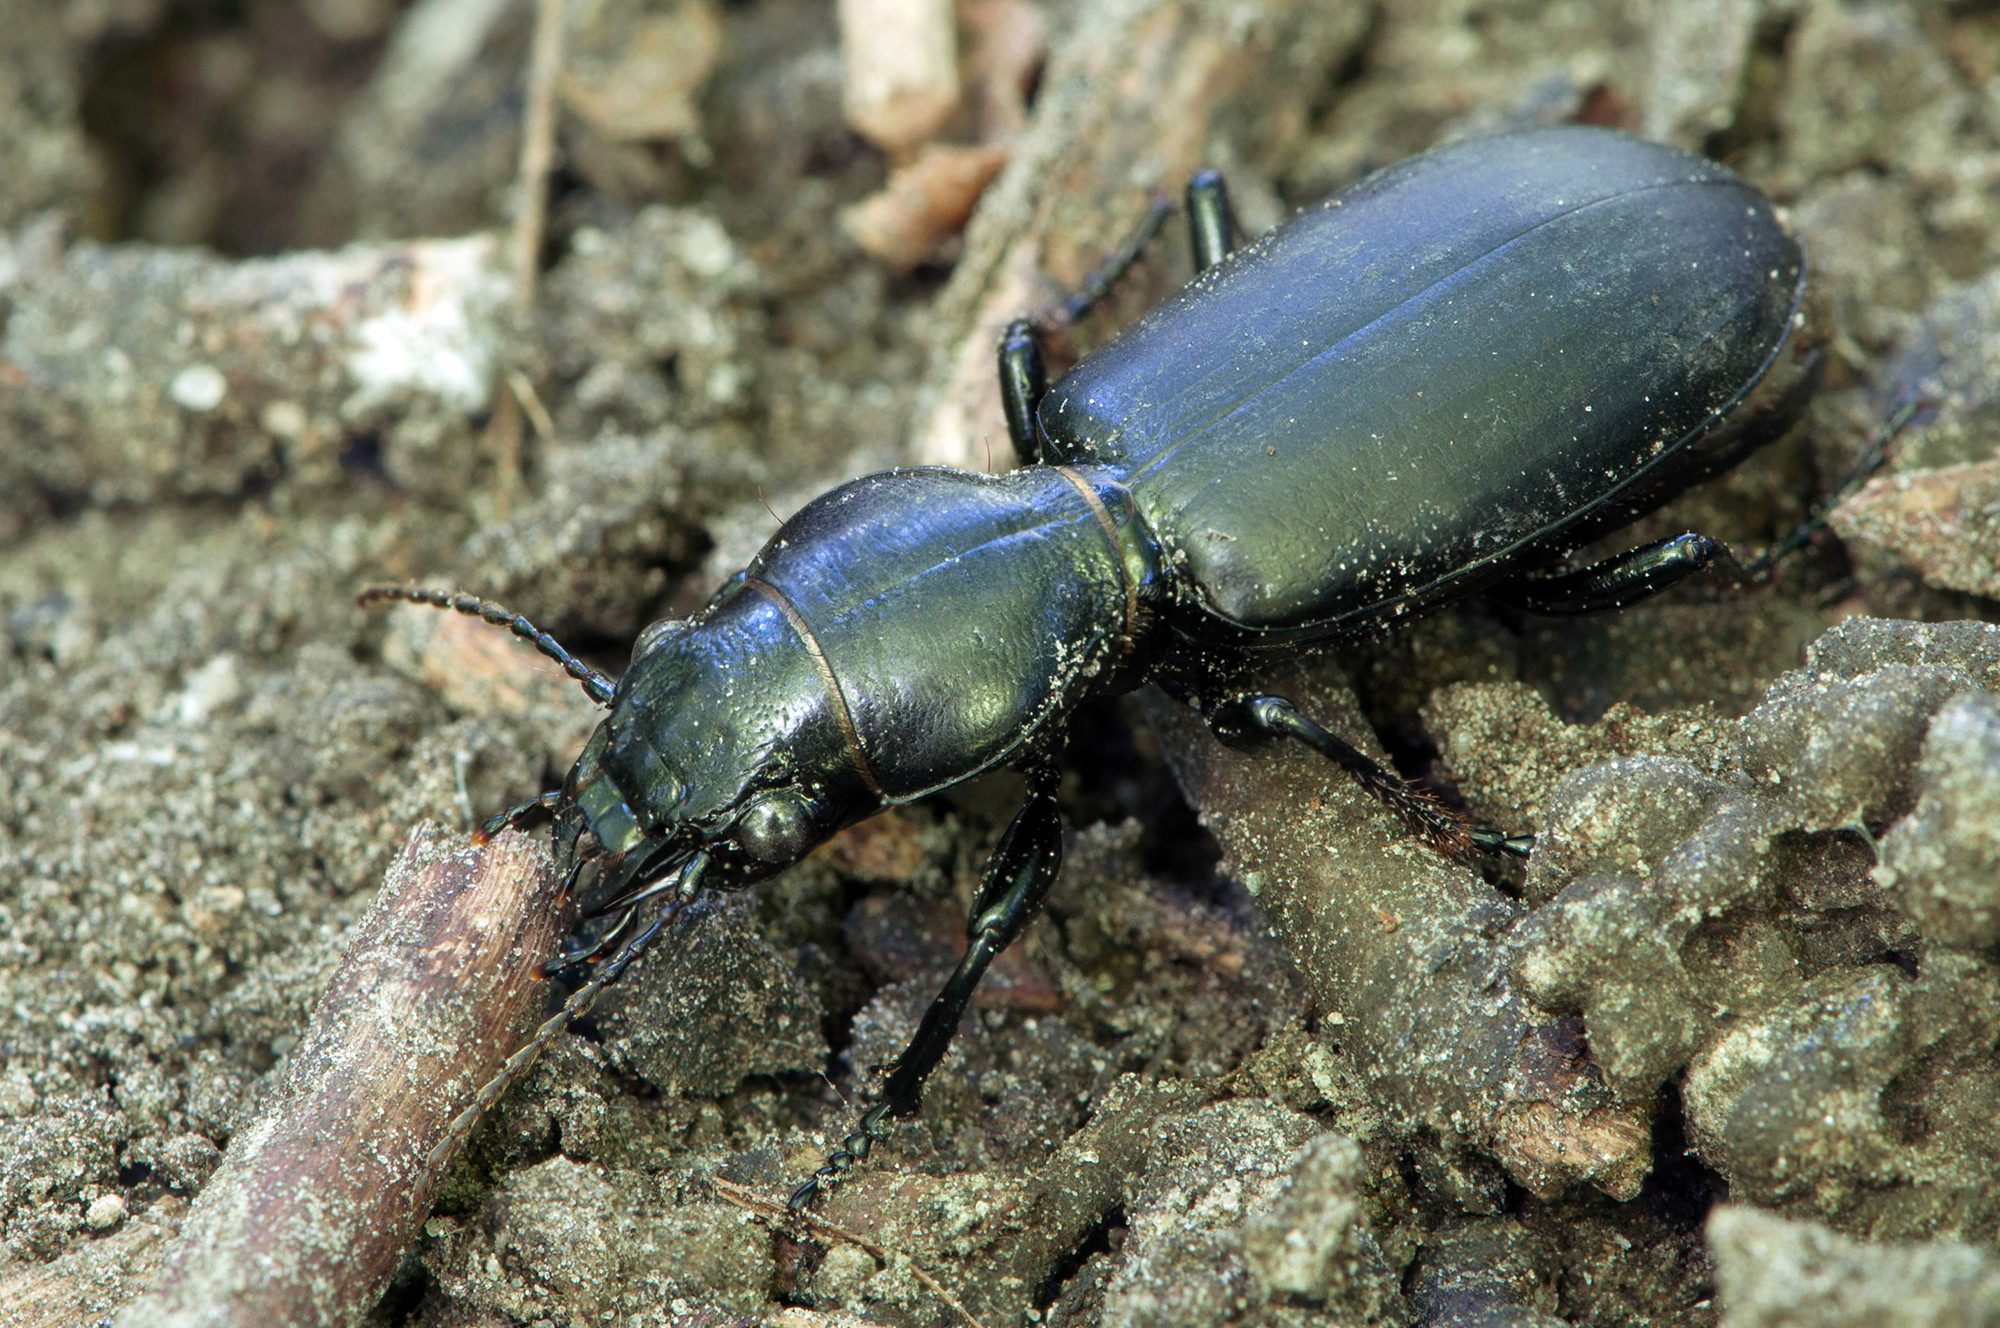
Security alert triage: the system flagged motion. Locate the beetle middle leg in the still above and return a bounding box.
[789,767,1065,1210]
[1209,694,1531,857]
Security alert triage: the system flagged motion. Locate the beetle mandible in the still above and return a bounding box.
[363,124,1809,1205]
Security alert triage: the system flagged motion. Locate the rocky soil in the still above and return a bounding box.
[3,1,2000,1326]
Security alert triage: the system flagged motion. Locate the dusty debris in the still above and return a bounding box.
[0,227,512,526]
[1091,1101,1376,1328]
[959,0,1048,145]
[0,1204,183,1328]
[1410,1218,1564,1328]
[842,143,1010,270]
[593,892,829,1097]
[1684,954,2000,1245]
[1875,690,2000,951]
[1239,1132,1396,1313]
[1151,665,1654,1203]
[1706,1205,2000,1328]
[562,0,723,147]
[1641,0,1759,150]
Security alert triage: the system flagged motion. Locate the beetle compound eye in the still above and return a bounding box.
[736,794,814,863]
[631,617,688,659]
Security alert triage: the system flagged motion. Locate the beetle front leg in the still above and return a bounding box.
[790,770,1065,1210]
[473,789,563,843]
[1210,695,1531,858]
[1488,532,1724,615]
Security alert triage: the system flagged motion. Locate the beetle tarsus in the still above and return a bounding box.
[1470,826,1536,858]
[356,584,617,708]
[1746,394,1929,579]
[789,770,1065,1209]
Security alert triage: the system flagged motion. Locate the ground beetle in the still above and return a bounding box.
[363,125,1809,1203]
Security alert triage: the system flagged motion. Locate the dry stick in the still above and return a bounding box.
[507,368,558,442]
[488,0,568,521]
[114,827,566,1328]
[511,0,567,306]
[709,1178,990,1328]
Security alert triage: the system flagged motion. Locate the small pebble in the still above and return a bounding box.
[169,363,228,412]
[260,399,308,437]
[86,1194,126,1230]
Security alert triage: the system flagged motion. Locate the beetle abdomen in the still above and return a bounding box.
[1038,126,1803,639]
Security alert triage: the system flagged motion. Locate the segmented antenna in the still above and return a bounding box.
[424,851,711,1171]
[356,585,616,708]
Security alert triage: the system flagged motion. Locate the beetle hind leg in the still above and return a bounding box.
[789,770,1065,1210]
[1488,532,1725,615]
[1210,694,1530,859]
[1211,694,1474,855]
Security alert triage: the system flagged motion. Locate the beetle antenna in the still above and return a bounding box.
[356,584,617,708]
[424,850,711,1171]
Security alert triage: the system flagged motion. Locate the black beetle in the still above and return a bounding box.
[364,124,1808,1202]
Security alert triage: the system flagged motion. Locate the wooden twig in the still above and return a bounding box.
[709,1178,990,1328]
[488,0,566,521]
[507,368,557,442]
[511,0,568,310]
[113,826,565,1328]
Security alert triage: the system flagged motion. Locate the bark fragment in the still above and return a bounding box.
[114,825,563,1328]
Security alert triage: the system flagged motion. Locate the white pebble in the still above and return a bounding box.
[169,363,228,412]
[260,399,308,438]
[85,1193,125,1229]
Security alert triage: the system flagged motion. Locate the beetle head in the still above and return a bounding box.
[551,591,879,932]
